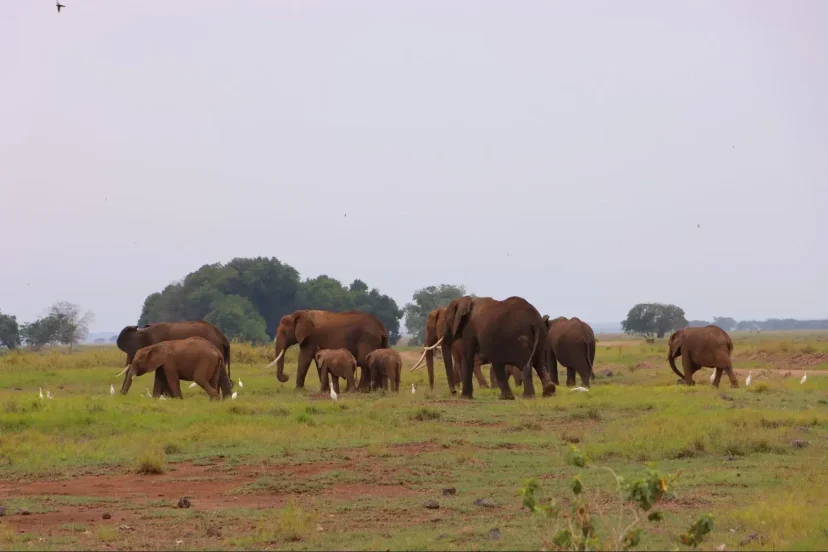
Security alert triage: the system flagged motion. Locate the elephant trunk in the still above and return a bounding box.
[267,346,288,382]
[120,365,136,395]
[217,361,232,399]
[320,361,330,391]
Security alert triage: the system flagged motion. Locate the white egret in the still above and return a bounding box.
[709,371,716,384]
[231,391,238,400]
[110,384,115,396]
[571,387,589,392]
[46,391,54,399]
[39,387,44,399]
[158,395,168,401]
[238,378,243,388]
[800,372,807,385]
[145,388,152,398]
[411,383,416,395]
[745,371,752,387]
[330,387,338,401]
[188,382,197,389]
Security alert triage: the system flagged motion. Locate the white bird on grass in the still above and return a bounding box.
[745,371,752,387]
[158,395,168,401]
[145,388,152,398]
[39,387,44,400]
[411,383,416,395]
[800,372,807,385]
[710,371,716,384]
[238,378,243,388]
[46,391,54,399]
[110,384,115,396]
[330,386,338,401]
[231,391,238,400]
[188,382,198,389]
[571,387,589,393]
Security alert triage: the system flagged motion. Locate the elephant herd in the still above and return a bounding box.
[114,296,739,400]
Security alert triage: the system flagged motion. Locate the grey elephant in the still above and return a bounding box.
[544,316,596,387]
[668,326,737,387]
[314,348,358,393]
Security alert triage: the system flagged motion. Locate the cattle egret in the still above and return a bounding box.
[411,383,416,395]
[330,387,338,401]
[188,382,197,389]
[800,372,807,385]
[145,388,152,398]
[571,387,589,392]
[159,395,168,401]
[110,384,115,396]
[710,371,716,384]
[39,387,44,399]
[231,391,238,400]
[46,391,54,399]
[745,371,752,387]
[238,378,243,388]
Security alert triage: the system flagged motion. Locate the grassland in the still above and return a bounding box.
[0,332,827,550]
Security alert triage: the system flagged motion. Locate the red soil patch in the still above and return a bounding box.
[734,351,828,369]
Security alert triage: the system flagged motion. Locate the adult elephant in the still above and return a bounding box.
[116,321,231,392]
[668,325,737,387]
[544,316,595,387]
[266,310,388,391]
[443,296,555,399]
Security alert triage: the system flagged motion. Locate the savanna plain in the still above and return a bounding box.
[0,331,827,551]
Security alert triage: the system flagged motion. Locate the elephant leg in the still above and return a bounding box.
[355,343,375,392]
[332,377,341,395]
[295,346,316,390]
[460,340,476,399]
[712,367,724,388]
[473,357,489,388]
[489,365,499,388]
[578,362,591,388]
[315,358,323,390]
[724,365,739,388]
[163,367,183,398]
[680,354,696,386]
[531,351,556,398]
[509,365,524,386]
[346,371,356,392]
[548,351,560,385]
[195,377,220,400]
[566,365,576,387]
[153,369,167,398]
[425,350,435,391]
[492,363,515,400]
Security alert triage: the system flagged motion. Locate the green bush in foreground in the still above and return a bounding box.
[519,445,713,551]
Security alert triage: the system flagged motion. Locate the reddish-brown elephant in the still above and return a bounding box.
[443,296,555,399]
[544,316,596,388]
[267,310,389,391]
[668,325,737,387]
[116,321,231,393]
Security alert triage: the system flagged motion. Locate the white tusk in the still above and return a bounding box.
[265,349,285,369]
[424,337,444,351]
[409,337,444,372]
[116,366,129,377]
[409,349,428,372]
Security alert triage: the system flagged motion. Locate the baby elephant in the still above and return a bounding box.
[314,348,358,393]
[119,336,231,399]
[366,349,402,392]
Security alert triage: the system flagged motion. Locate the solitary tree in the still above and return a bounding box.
[403,284,468,345]
[0,310,20,349]
[49,302,94,351]
[621,303,688,339]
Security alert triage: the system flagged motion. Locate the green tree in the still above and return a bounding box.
[48,302,94,351]
[20,315,61,350]
[622,303,687,339]
[402,284,468,345]
[712,317,737,331]
[0,310,21,349]
[205,295,269,343]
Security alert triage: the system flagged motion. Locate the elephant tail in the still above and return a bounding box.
[583,339,594,379]
[523,325,541,374]
[224,342,231,382]
[217,358,232,399]
[668,352,684,380]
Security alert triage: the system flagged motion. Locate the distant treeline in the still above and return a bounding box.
[688,317,828,331]
[138,257,404,344]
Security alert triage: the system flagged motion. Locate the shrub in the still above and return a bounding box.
[135,448,165,474]
[411,407,442,421]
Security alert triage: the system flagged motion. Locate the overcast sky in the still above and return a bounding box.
[1,1,826,333]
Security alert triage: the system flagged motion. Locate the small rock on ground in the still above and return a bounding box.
[19,509,30,516]
[791,439,810,449]
[102,512,112,520]
[442,487,456,496]
[488,528,501,540]
[474,498,496,508]
[423,500,440,509]
[177,497,191,509]
[206,527,221,538]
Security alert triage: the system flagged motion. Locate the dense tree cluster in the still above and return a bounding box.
[137,257,404,344]
[691,318,828,332]
[402,284,469,345]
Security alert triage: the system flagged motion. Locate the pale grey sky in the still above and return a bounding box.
[1,1,826,333]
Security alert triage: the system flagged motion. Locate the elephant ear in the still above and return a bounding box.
[450,297,473,337]
[145,346,169,373]
[293,312,314,344]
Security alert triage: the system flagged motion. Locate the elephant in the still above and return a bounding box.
[314,348,358,393]
[668,325,737,388]
[448,338,522,389]
[365,349,403,392]
[119,337,232,399]
[116,321,231,393]
[544,316,595,387]
[443,296,556,399]
[409,306,498,393]
[266,310,389,392]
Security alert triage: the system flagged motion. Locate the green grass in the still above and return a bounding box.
[0,336,827,550]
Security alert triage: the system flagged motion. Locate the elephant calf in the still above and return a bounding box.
[366,349,402,392]
[314,348,358,393]
[119,337,232,399]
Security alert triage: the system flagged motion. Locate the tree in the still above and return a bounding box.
[712,317,737,331]
[621,303,688,339]
[0,310,21,349]
[205,295,269,344]
[402,284,468,345]
[48,302,94,351]
[20,315,61,351]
